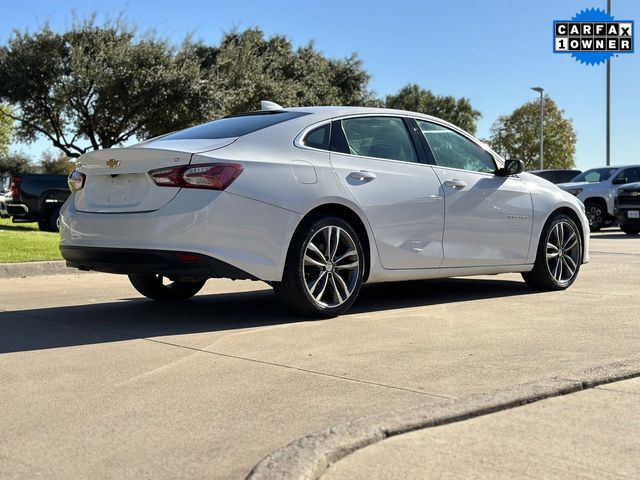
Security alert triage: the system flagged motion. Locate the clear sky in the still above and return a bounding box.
[1,0,638,171]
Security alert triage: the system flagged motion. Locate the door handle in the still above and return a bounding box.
[349,171,376,182]
[444,179,467,190]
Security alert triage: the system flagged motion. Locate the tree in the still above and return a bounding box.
[489,97,576,170]
[0,104,12,156]
[189,28,375,116]
[0,152,36,174]
[0,20,208,157]
[385,84,481,134]
[0,23,375,158]
[39,150,76,175]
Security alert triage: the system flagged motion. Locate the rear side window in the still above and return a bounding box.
[337,117,417,162]
[302,124,330,150]
[161,111,309,140]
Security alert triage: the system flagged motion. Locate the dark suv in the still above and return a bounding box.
[615,182,640,235]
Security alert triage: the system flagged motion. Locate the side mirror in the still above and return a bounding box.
[499,159,524,176]
[612,177,628,185]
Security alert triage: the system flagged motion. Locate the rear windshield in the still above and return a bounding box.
[161,111,309,140]
[571,168,617,183]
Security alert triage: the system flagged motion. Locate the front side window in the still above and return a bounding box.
[572,168,616,183]
[417,120,495,174]
[339,117,417,163]
[614,168,640,184]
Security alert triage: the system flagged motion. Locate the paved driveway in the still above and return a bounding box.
[1,231,638,479]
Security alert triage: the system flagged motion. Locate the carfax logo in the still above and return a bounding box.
[553,8,634,65]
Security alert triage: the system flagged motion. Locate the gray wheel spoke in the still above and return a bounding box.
[334,249,356,264]
[330,275,343,304]
[564,255,577,271]
[331,227,340,260]
[314,273,330,302]
[563,235,577,251]
[307,241,326,261]
[304,254,326,268]
[308,270,327,294]
[325,227,334,259]
[554,255,563,280]
[546,243,559,259]
[562,257,575,278]
[333,273,350,299]
[336,260,359,270]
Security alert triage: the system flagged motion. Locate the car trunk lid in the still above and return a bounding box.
[74,138,236,213]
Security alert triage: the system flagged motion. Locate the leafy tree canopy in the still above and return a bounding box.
[385,84,482,134]
[0,103,12,156]
[0,151,36,174]
[489,97,576,170]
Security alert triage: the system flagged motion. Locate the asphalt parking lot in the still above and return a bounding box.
[1,230,639,479]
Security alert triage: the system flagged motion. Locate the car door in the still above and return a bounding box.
[414,119,533,267]
[329,116,445,269]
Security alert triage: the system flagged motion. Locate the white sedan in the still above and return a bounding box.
[60,103,589,316]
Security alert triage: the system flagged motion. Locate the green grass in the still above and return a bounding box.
[0,217,63,263]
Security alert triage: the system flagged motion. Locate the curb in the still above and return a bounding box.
[246,359,640,480]
[0,260,86,279]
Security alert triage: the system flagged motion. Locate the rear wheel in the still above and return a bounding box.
[584,200,606,232]
[522,213,582,291]
[128,273,205,301]
[38,205,61,232]
[273,216,364,317]
[621,225,640,235]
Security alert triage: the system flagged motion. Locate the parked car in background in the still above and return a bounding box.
[615,182,640,235]
[529,169,581,185]
[0,174,10,218]
[3,173,70,231]
[60,104,589,317]
[558,165,640,230]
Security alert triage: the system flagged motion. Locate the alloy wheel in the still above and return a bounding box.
[302,225,360,307]
[545,220,580,285]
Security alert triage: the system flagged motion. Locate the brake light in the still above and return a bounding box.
[68,171,86,191]
[149,163,243,190]
[10,175,21,198]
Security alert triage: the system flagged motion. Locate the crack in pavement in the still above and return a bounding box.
[590,250,640,257]
[3,308,452,401]
[246,360,640,480]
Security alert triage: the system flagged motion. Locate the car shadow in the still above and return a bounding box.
[0,277,536,354]
[0,221,39,232]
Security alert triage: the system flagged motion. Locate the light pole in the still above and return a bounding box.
[606,0,611,166]
[531,87,544,170]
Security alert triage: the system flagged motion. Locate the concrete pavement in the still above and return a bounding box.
[0,230,638,479]
[322,376,640,479]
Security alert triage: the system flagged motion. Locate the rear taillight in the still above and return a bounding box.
[10,175,21,198]
[149,163,243,190]
[68,171,86,191]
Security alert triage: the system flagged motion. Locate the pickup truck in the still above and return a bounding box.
[2,173,70,231]
[557,165,640,231]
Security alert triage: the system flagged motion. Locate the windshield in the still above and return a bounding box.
[571,168,617,183]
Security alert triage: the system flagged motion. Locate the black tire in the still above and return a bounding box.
[584,200,606,232]
[38,205,61,232]
[273,216,365,317]
[522,213,582,291]
[621,225,640,235]
[128,273,205,301]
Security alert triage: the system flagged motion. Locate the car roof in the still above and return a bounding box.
[281,106,455,126]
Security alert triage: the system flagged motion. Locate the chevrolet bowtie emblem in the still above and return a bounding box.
[106,159,120,169]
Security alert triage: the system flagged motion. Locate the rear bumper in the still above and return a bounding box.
[60,189,301,282]
[615,206,640,226]
[61,246,256,280]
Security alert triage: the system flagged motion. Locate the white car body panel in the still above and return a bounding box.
[60,106,589,285]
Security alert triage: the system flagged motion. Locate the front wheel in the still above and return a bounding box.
[273,216,364,317]
[128,273,205,301]
[584,200,606,232]
[621,225,640,235]
[38,205,61,232]
[522,213,582,291]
